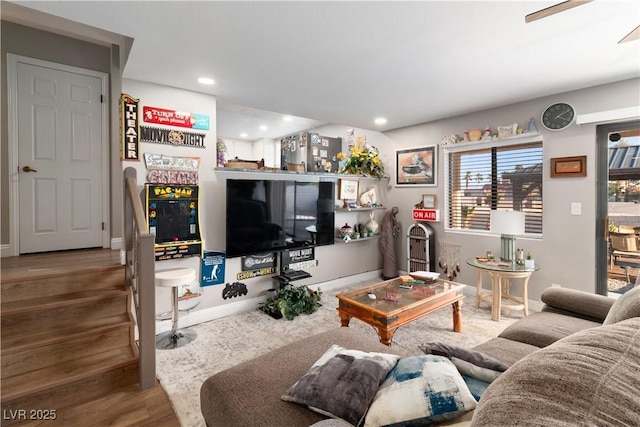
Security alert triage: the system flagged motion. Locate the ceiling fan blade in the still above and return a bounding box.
[619,25,640,44]
[525,0,593,24]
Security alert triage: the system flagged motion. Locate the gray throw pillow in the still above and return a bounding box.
[281,345,399,426]
[603,285,640,325]
[419,342,508,383]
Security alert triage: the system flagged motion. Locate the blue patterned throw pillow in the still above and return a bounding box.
[363,355,477,427]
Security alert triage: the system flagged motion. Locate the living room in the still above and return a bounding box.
[2,1,639,316]
[1,1,640,425]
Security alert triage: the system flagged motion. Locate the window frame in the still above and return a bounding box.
[442,134,543,238]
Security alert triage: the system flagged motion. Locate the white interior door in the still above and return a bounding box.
[17,61,105,254]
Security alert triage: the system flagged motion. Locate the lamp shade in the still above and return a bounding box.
[491,210,525,235]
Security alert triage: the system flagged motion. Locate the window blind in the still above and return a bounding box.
[447,141,543,235]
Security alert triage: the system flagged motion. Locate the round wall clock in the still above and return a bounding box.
[541,102,576,131]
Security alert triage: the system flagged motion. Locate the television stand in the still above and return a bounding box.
[275,269,312,289]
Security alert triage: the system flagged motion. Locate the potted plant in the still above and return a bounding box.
[524,252,535,269]
[259,284,322,320]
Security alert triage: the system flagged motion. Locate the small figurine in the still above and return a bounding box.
[528,117,538,133]
[463,131,470,142]
[482,126,491,140]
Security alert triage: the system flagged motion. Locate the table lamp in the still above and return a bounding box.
[491,210,525,262]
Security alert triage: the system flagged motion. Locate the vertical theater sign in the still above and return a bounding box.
[120,93,140,161]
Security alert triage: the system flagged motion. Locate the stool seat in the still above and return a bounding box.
[155,267,197,350]
[155,268,196,288]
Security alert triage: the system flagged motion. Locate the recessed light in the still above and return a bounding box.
[259,125,268,131]
[197,77,215,85]
[374,117,387,125]
[283,116,293,122]
[240,133,248,138]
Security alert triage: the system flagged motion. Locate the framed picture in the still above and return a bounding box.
[338,179,359,200]
[422,194,437,209]
[550,155,586,178]
[396,146,437,187]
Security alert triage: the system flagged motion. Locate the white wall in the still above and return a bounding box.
[121,81,387,322]
[121,79,220,315]
[384,78,640,301]
[124,77,639,326]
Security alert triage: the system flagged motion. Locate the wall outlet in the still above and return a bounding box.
[551,283,562,288]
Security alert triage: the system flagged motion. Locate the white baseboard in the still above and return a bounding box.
[155,270,383,334]
[1,244,13,258]
[111,237,122,250]
[155,270,544,334]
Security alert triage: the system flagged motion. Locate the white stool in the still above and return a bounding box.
[155,268,197,350]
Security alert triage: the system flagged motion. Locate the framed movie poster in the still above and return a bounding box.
[396,145,437,187]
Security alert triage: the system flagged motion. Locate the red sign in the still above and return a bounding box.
[143,106,195,128]
[412,209,440,222]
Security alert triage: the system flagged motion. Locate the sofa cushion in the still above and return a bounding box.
[603,285,640,325]
[281,345,400,426]
[419,342,508,382]
[471,337,540,367]
[471,317,640,427]
[363,355,477,427]
[540,287,614,322]
[498,311,600,348]
[200,327,401,427]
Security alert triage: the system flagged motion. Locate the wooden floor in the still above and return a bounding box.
[1,249,181,427]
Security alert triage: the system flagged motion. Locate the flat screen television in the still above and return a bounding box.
[226,179,335,258]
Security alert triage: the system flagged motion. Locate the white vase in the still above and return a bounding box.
[524,259,535,269]
[365,211,379,234]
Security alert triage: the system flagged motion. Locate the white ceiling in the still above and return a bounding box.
[7,1,640,142]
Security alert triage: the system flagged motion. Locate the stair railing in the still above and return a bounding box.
[123,167,156,390]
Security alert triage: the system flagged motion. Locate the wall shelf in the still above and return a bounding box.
[335,235,379,243]
[336,206,387,212]
[214,167,390,182]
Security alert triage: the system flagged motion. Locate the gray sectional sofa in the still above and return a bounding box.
[200,286,640,427]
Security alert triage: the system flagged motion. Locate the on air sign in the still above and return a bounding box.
[412,209,440,222]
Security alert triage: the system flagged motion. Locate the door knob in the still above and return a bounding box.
[22,166,37,173]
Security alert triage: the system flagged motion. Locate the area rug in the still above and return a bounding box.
[156,280,520,427]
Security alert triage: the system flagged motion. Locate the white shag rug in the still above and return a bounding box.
[156,281,520,427]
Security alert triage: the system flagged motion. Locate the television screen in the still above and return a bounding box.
[226,179,334,258]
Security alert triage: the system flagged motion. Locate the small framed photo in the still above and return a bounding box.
[338,179,359,200]
[550,155,587,178]
[422,194,437,209]
[396,145,437,187]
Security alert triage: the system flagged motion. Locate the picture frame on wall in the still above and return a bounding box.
[338,178,359,200]
[422,194,437,209]
[550,155,587,178]
[396,145,437,187]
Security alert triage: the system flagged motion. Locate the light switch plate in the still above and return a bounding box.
[571,202,582,215]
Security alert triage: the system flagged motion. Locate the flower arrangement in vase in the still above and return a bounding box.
[337,143,385,179]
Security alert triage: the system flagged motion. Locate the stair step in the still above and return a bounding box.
[1,362,139,426]
[1,313,134,355]
[1,346,137,403]
[2,326,134,379]
[1,265,125,304]
[1,291,130,335]
[1,288,129,316]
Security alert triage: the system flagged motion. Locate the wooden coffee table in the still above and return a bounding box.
[336,277,465,346]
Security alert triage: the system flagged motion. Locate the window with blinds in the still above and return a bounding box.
[446,141,543,235]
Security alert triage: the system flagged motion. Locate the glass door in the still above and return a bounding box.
[596,121,640,296]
